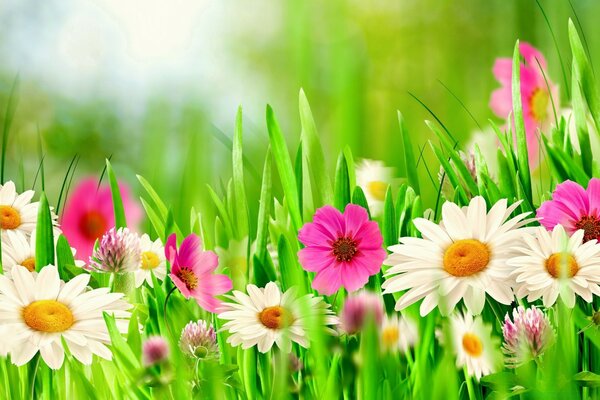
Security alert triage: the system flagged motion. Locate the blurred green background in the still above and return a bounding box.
[0,0,596,229]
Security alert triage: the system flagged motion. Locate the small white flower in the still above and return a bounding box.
[0,181,40,238]
[449,312,500,380]
[383,196,533,316]
[355,159,394,216]
[133,234,166,288]
[380,313,418,353]
[509,225,600,308]
[2,230,84,277]
[218,282,338,353]
[0,265,131,369]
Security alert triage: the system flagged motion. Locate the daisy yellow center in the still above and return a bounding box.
[546,252,578,278]
[22,300,74,333]
[177,268,198,290]
[259,306,293,330]
[462,332,483,357]
[21,257,36,272]
[140,251,160,270]
[332,237,358,262]
[0,205,21,230]
[530,88,549,123]
[443,239,490,277]
[79,210,107,241]
[367,181,388,201]
[382,326,399,347]
[575,215,600,243]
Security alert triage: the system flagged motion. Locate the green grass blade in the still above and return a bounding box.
[1,76,19,182]
[398,111,420,194]
[232,107,249,239]
[105,159,127,229]
[35,192,55,270]
[255,149,272,263]
[333,151,351,211]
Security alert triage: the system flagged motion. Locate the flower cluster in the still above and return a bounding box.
[502,306,554,367]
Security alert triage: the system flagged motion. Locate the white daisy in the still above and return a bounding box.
[0,181,39,238]
[383,196,533,316]
[133,234,166,288]
[0,265,131,369]
[380,313,418,353]
[449,312,500,380]
[1,230,84,277]
[509,225,600,308]
[355,159,394,216]
[218,282,338,353]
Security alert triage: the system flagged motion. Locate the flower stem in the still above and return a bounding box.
[112,272,134,296]
[463,367,476,400]
[163,287,177,339]
[30,355,40,400]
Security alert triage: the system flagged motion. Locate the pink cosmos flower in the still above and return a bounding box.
[165,233,233,313]
[490,42,558,167]
[298,204,386,296]
[61,178,142,261]
[537,178,600,243]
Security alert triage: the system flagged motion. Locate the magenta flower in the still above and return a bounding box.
[61,178,142,262]
[142,336,170,366]
[340,291,384,334]
[298,204,386,296]
[165,234,233,313]
[537,178,600,243]
[502,306,554,367]
[490,42,558,167]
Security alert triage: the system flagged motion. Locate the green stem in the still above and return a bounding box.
[30,355,40,400]
[464,367,476,400]
[163,287,177,339]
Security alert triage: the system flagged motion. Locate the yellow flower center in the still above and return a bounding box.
[462,332,483,357]
[367,181,388,201]
[381,326,399,348]
[140,251,160,270]
[177,268,198,290]
[21,257,36,272]
[530,88,549,123]
[443,239,490,277]
[259,306,293,330]
[0,205,21,230]
[22,300,74,333]
[546,252,579,278]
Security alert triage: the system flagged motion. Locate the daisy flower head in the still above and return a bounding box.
[218,282,338,353]
[537,178,600,243]
[340,291,384,335]
[509,225,600,308]
[179,320,219,359]
[502,306,554,367]
[449,312,501,380]
[89,227,141,273]
[0,181,48,239]
[490,42,558,167]
[355,159,394,216]
[165,233,232,313]
[133,234,166,288]
[1,230,84,277]
[298,204,386,296]
[383,196,532,316]
[0,265,131,369]
[60,178,142,262]
[380,313,418,353]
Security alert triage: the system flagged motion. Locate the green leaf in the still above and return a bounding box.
[55,234,76,277]
[255,149,272,263]
[278,234,308,295]
[105,159,127,228]
[382,186,397,248]
[266,105,302,230]
[574,372,600,388]
[299,89,333,206]
[511,40,533,202]
[398,111,420,194]
[102,313,140,372]
[333,151,351,211]
[351,186,371,218]
[206,185,234,240]
[232,107,249,239]
[35,192,54,271]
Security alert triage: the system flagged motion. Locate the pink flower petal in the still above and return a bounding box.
[520,42,547,70]
[298,222,334,247]
[353,220,384,249]
[587,178,600,215]
[552,180,589,216]
[312,265,342,296]
[200,273,233,296]
[177,234,202,267]
[492,58,512,85]
[341,264,370,293]
[343,204,369,237]
[298,246,334,272]
[312,205,345,236]
[490,88,512,118]
[169,273,191,298]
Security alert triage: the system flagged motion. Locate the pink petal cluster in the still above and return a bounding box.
[298,204,386,296]
[502,306,554,367]
[89,227,141,272]
[490,42,558,167]
[179,320,219,359]
[61,178,142,261]
[142,336,170,366]
[166,234,233,313]
[537,178,600,243]
[340,291,384,334]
